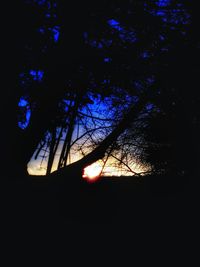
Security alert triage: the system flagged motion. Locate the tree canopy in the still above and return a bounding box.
[3,0,199,180]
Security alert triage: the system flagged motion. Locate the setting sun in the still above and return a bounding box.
[83,162,102,182]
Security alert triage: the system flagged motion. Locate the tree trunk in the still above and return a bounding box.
[46,128,57,175]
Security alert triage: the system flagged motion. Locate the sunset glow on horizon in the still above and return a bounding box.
[28,154,148,180]
[82,162,102,182]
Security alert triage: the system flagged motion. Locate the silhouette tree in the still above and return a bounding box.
[5,0,198,181]
[140,40,200,176]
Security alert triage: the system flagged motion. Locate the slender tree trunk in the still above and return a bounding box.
[58,99,80,169]
[46,128,56,175]
[50,126,64,167]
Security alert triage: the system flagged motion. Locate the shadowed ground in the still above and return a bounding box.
[2,171,199,233]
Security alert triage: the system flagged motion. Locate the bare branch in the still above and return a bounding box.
[78,111,115,122]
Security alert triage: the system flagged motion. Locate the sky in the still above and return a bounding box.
[27,151,147,177]
[27,97,148,177]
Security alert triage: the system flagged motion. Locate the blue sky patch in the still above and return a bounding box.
[30,70,44,81]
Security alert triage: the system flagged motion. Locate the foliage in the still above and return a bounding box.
[6,0,199,177]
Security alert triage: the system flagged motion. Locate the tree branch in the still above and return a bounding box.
[49,97,147,179]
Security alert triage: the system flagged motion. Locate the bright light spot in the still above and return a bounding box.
[30,70,44,81]
[108,19,120,28]
[50,26,60,42]
[156,0,170,7]
[18,97,28,107]
[83,162,102,182]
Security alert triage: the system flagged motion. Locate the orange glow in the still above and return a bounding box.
[82,162,102,182]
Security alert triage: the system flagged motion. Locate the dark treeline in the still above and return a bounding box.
[3,1,200,177]
[1,0,200,226]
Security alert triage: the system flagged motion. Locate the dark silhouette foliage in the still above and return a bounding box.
[3,0,199,180]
